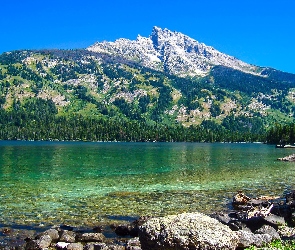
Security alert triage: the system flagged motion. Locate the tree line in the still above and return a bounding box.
[266,123,295,144]
[0,98,267,142]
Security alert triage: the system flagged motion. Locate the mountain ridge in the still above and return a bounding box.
[88,26,261,77]
[0,27,295,142]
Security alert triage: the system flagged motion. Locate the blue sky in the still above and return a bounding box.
[1,0,295,73]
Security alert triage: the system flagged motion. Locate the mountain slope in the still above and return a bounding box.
[0,28,295,142]
[88,26,260,77]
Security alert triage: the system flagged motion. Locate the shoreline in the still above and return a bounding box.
[2,190,295,249]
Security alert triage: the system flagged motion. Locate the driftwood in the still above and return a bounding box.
[246,204,274,219]
[232,192,279,220]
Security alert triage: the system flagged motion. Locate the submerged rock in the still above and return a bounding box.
[139,212,238,250]
[278,154,295,161]
[232,191,251,208]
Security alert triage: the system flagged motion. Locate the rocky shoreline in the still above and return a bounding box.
[2,191,295,249]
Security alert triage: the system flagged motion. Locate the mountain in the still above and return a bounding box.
[87,26,260,77]
[0,27,295,142]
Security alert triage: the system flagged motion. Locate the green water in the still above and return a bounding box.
[0,141,294,228]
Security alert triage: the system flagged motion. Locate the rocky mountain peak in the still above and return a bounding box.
[87,27,260,77]
[150,26,177,47]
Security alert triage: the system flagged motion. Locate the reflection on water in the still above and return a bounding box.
[0,141,294,227]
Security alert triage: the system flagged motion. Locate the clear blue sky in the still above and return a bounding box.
[1,0,295,73]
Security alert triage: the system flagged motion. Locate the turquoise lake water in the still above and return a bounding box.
[0,141,294,229]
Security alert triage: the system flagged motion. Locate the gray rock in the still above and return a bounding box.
[211,212,244,231]
[212,212,232,224]
[85,243,124,250]
[25,235,52,249]
[87,27,258,78]
[139,212,239,250]
[25,240,41,250]
[263,214,285,228]
[106,245,125,250]
[236,230,273,248]
[39,234,52,248]
[76,232,106,242]
[37,228,59,242]
[83,243,108,250]
[126,237,142,250]
[66,242,84,250]
[255,225,280,240]
[278,225,295,239]
[59,230,76,243]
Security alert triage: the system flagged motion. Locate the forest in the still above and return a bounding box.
[1,49,295,143]
[266,123,295,144]
[0,98,266,142]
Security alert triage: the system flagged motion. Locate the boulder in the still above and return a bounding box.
[66,242,84,250]
[85,243,124,250]
[232,191,251,208]
[84,243,108,250]
[278,225,295,239]
[59,230,76,243]
[126,237,142,250]
[37,228,59,242]
[25,234,52,250]
[211,212,247,231]
[255,225,280,240]
[25,240,42,250]
[76,232,106,242]
[263,214,285,228]
[139,212,239,250]
[236,230,273,248]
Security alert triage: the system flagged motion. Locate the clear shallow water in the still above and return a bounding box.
[0,141,295,228]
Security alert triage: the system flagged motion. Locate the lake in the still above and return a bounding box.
[0,141,294,230]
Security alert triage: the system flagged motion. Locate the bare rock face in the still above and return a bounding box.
[138,212,239,250]
[87,27,259,77]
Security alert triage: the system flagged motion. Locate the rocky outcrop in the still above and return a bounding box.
[24,227,116,250]
[138,212,239,250]
[19,190,295,249]
[87,27,260,77]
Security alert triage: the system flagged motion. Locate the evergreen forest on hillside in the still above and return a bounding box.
[1,50,295,143]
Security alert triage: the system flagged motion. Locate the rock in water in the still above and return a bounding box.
[138,212,238,250]
[278,154,295,161]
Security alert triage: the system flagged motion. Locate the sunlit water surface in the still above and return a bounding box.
[0,141,294,229]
